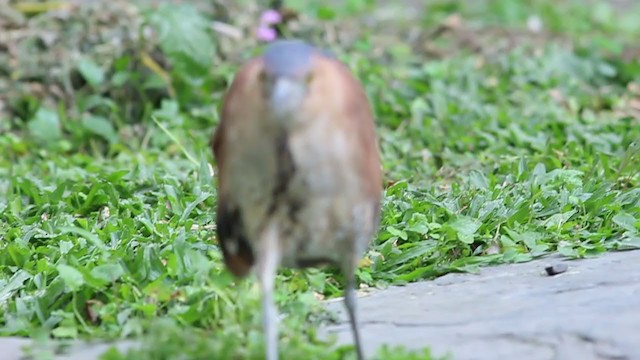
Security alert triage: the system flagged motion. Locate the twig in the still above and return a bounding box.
[140,51,175,98]
[151,115,199,167]
[12,1,71,14]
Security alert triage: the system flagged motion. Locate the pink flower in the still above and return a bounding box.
[260,9,282,25]
[256,26,277,42]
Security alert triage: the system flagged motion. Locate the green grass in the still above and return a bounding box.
[1,0,640,359]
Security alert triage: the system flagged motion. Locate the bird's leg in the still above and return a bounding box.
[344,270,365,360]
[258,221,280,360]
[260,272,278,360]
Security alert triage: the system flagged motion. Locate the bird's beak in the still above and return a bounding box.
[268,76,307,119]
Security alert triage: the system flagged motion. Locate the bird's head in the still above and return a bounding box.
[259,40,319,124]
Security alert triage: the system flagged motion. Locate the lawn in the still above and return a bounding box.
[1,0,639,359]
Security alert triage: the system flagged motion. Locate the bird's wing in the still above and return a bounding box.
[212,58,264,277]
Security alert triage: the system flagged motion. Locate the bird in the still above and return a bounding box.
[211,39,382,360]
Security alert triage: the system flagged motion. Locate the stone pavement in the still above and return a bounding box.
[321,250,640,360]
[3,250,639,359]
[2,337,138,360]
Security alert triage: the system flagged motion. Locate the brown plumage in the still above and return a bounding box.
[212,39,382,360]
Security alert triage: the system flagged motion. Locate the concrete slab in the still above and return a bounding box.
[320,250,640,360]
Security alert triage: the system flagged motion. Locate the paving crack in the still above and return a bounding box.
[324,319,484,329]
[360,319,472,328]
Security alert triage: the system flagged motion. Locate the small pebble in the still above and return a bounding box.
[545,263,568,276]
